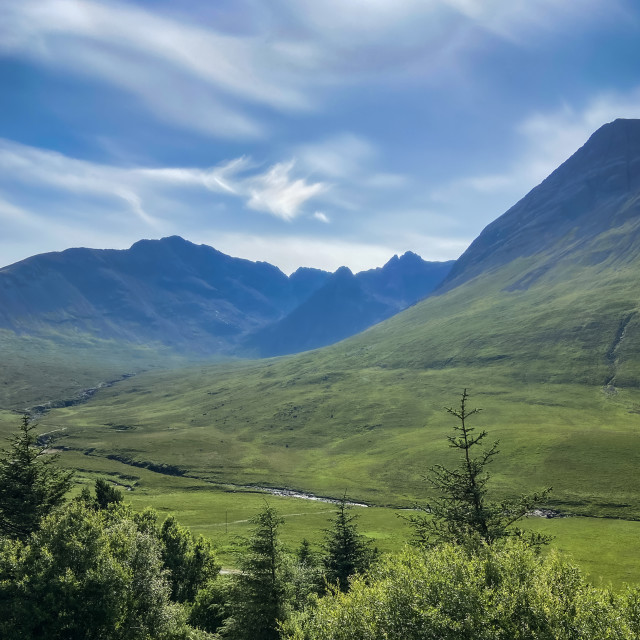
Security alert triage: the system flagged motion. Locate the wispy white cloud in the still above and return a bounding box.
[0,140,160,226]
[438,0,611,43]
[313,211,330,223]
[0,0,312,138]
[0,0,613,142]
[134,157,250,194]
[0,195,37,226]
[278,0,612,74]
[246,161,327,221]
[0,139,327,227]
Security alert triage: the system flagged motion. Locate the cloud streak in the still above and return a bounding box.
[0,0,313,138]
[0,0,611,141]
[246,161,327,221]
[0,139,327,226]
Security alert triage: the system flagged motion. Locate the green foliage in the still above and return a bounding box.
[285,541,640,639]
[407,390,551,549]
[0,501,203,639]
[226,503,291,640]
[0,415,73,539]
[297,539,315,566]
[322,496,378,592]
[189,576,233,635]
[160,515,221,603]
[95,477,124,509]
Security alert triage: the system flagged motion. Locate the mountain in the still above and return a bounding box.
[0,236,295,352]
[31,119,640,517]
[358,251,451,306]
[0,236,452,358]
[441,118,640,292]
[250,254,454,356]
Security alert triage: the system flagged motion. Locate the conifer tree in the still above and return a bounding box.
[0,415,73,539]
[322,495,377,592]
[408,389,551,549]
[95,477,124,509]
[297,538,314,566]
[229,503,290,640]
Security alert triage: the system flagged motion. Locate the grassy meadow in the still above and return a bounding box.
[27,364,640,517]
[40,449,640,588]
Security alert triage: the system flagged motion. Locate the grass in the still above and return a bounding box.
[0,329,186,411]
[51,451,640,587]
[31,366,640,517]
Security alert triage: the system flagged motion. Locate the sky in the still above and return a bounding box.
[2,0,640,274]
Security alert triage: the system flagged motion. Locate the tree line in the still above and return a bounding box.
[1,393,639,638]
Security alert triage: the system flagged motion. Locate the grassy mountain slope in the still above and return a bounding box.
[35,248,640,516]
[0,329,189,412]
[17,119,640,518]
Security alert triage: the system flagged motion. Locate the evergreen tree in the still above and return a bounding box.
[407,389,551,549]
[296,538,314,566]
[0,415,73,539]
[322,495,377,592]
[95,477,124,509]
[228,503,290,640]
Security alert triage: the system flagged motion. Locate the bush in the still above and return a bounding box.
[0,501,213,639]
[284,540,638,640]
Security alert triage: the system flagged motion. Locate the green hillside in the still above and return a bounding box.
[27,230,640,517]
[0,329,186,412]
[6,122,640,522]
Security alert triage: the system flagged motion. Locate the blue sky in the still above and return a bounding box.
[1,0,640,273]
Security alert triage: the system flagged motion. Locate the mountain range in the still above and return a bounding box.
[0,236,453,357]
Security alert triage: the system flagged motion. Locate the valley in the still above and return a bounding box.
[2,119,640,589]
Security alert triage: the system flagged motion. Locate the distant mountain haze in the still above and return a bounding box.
[0,236,453,356]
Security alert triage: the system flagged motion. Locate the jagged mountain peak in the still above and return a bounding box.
[333,265,355,279]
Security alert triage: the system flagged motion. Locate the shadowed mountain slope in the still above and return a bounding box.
[250,254,454,356]
[0,236,452,359]
[0,236,294,351]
